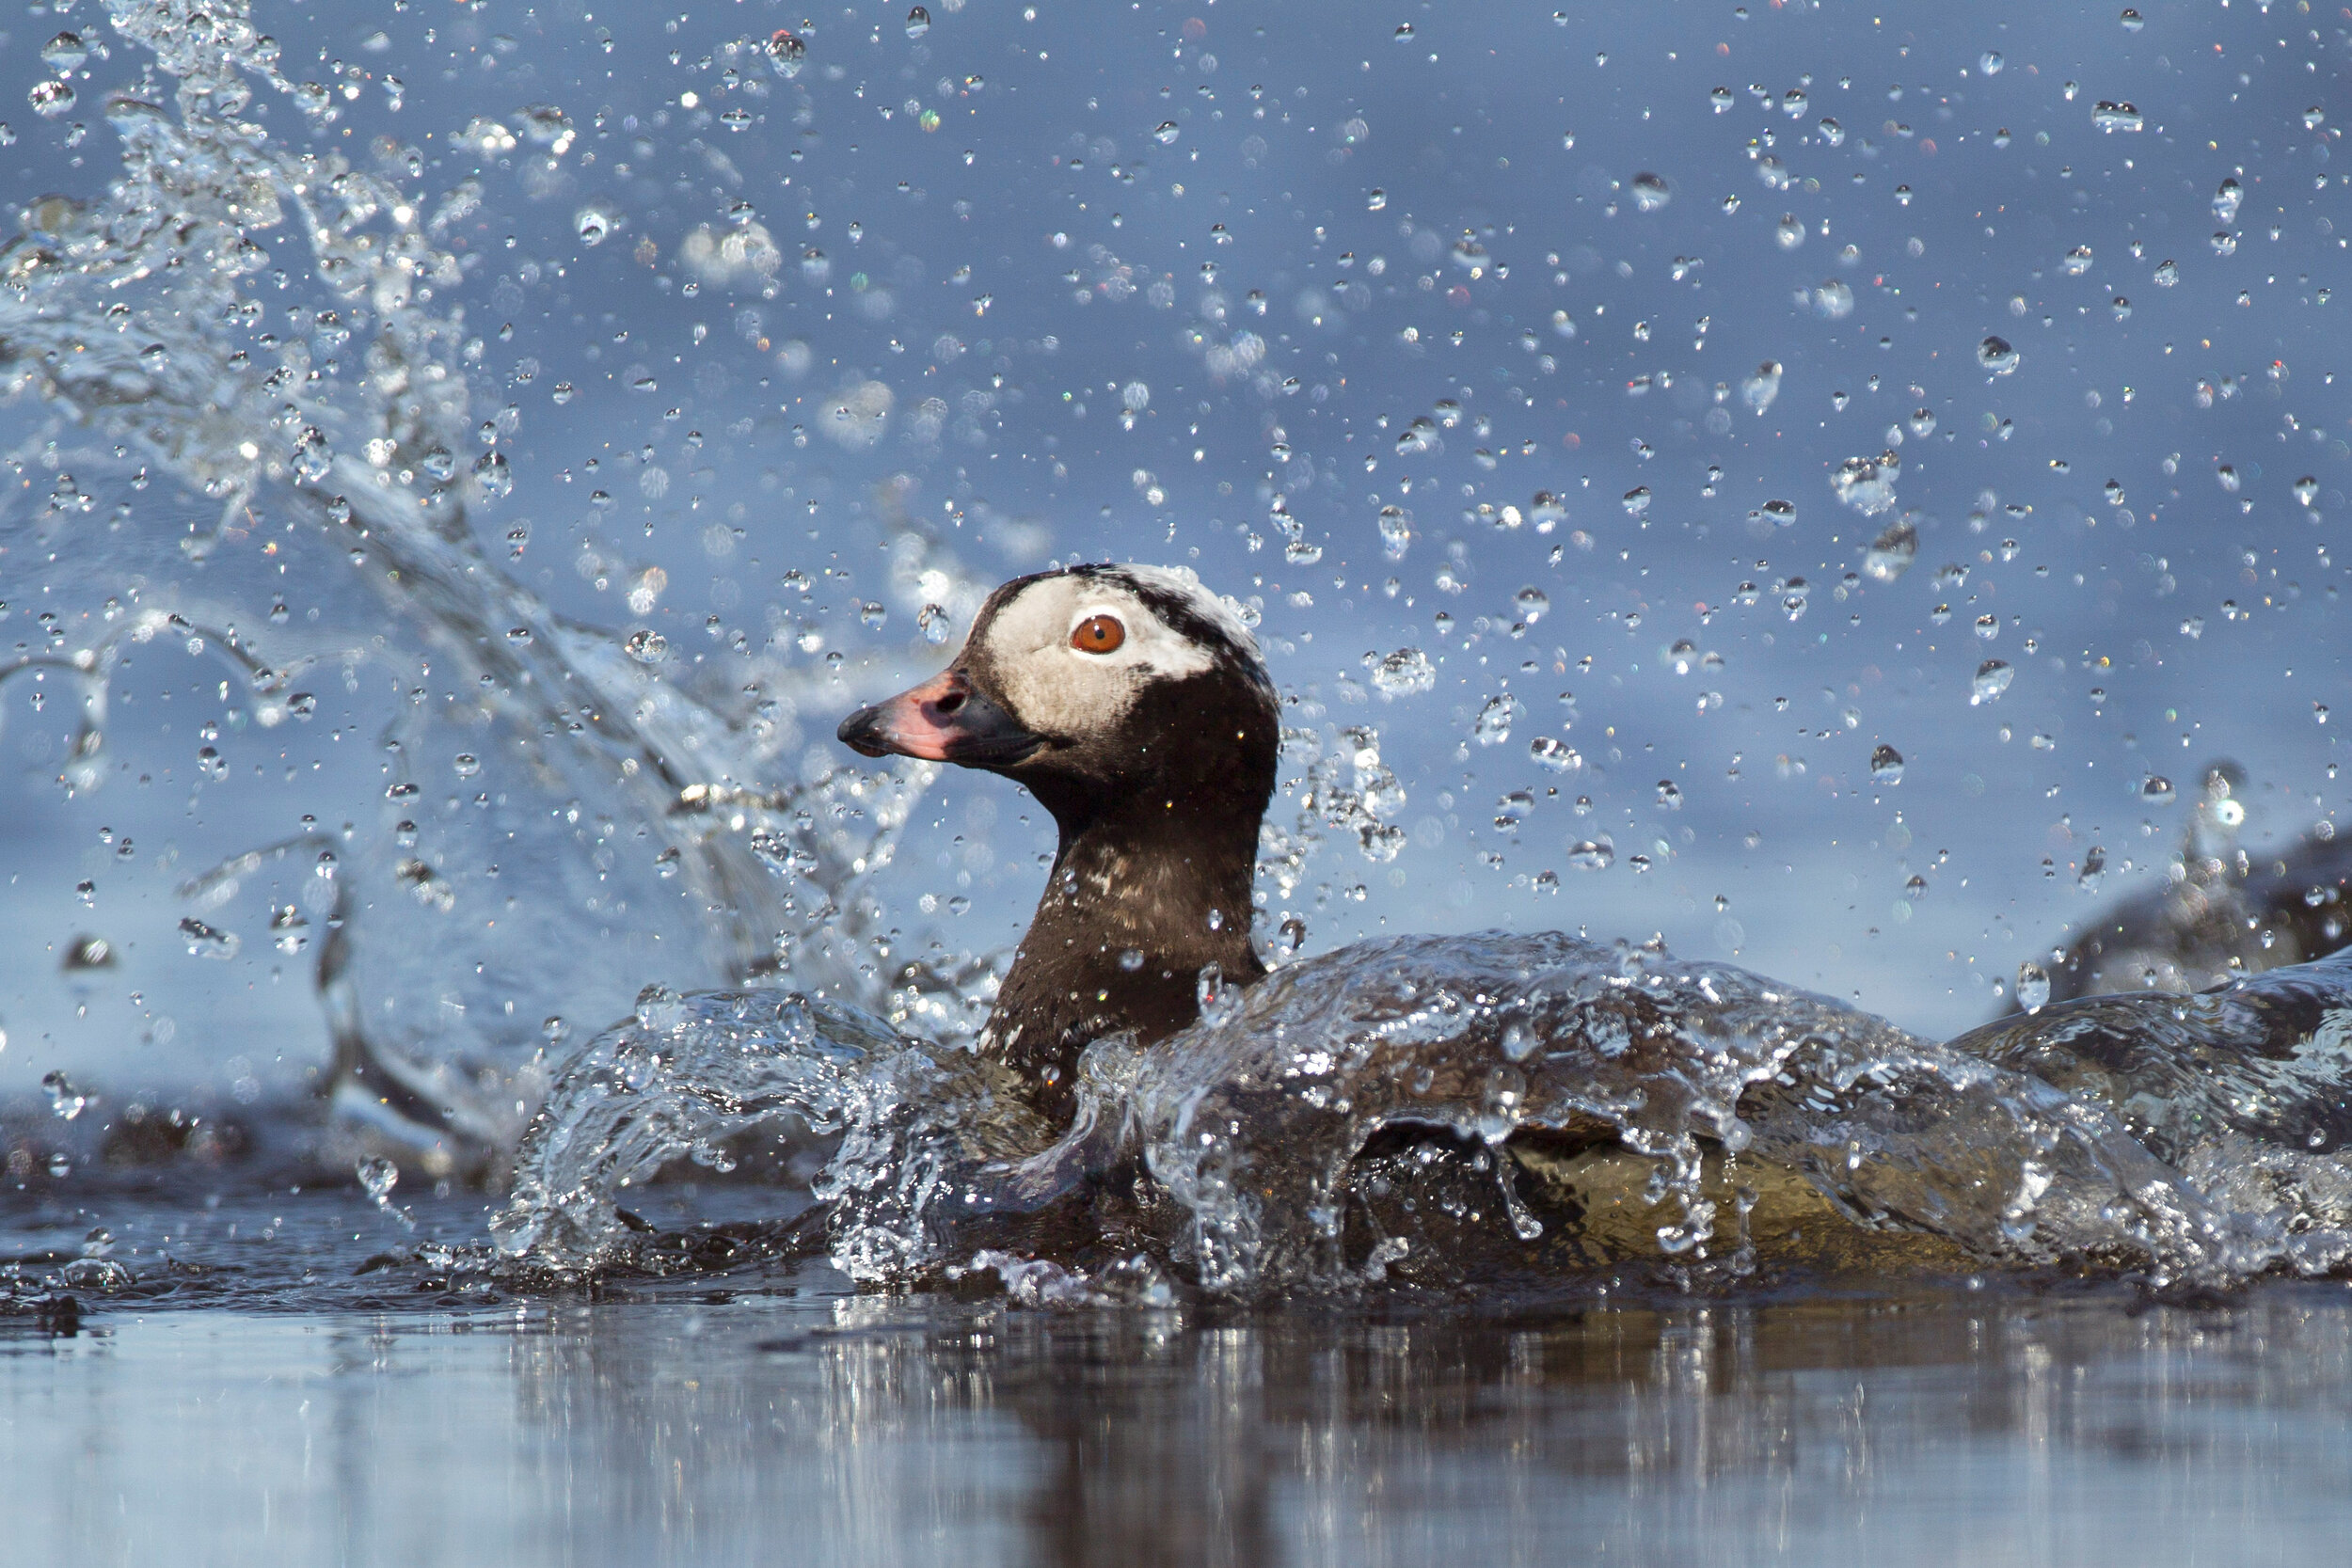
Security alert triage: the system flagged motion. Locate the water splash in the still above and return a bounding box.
[1,0,993,1170]
[501,934,2352,1298]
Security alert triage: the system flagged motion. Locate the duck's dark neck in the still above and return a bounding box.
[984,794,1264,1119]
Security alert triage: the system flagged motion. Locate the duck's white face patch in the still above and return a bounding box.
[972,570,1233,737]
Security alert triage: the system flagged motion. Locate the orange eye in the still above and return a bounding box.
[1071,614,1126,654]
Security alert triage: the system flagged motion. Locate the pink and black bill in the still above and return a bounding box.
[836,669,1045,768]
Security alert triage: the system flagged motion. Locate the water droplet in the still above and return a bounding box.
[905,6,931,39]
[1368,647,1435,698]
[1969,659,2013,705]
[1196,963,1241,1027]
[453,752,482,779]
[2295,475,2320,507]
[2120,8,2144,30]
[1830,450,1902,515]
[1979,51,2004,74]
[1813,279,1855,319]
[1277,916,1307,958]
[1740,360,1783,414]
[574,202,620,245]
[2153,258,2180,287]
[1376,504,1413,560]
[2090,101,2143,134]
[2214,178,2243,225]
[2141,774,2176,804]
[1869,744,1905,784]
[357,1155,400,1203]
[916,603,953,643]
[2015,960,2052,1012]
[2307,106,2328,132]
[179,916,241,959]
[1710,87,1734,112]
[1514,587,1549,624]
[1774,214,1805,249]
[1529,736,1581,772]
[1366,188,1388,212]
[1568,839,1614,872]
[1152,120,1180,146]
[624,629,668,664]
[271,904,310,955]
[1622,485,1651,516]
[42,1070,86,1121]
[1630,172,1671,212]
[1862,517,1920,584]
[291,426,333,484]
[1977,336,2020,374]
[1472,694,1521,746]
[2061,245,2093,277]
[28,79,76,118]
[766,30,807,79]
[40,32,87,71]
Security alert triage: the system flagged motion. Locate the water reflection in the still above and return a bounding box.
[17,1282,2335,1563]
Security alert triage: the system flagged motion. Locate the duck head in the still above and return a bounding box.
[840,563,1279,1117]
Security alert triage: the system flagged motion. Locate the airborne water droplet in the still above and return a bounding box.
[42,1070,87,1121]
[1368,646,1435,698]
[1977,336,2020,374]
[1196,963,1240,1027]
[179,916,241,959]
[1870,744,1905,784]
[906,7,931,39]
[624,628,668,664]
[1529,736,1581,772]
[28,80,76,118]
[1472,694,1521,746]
[357,1155,400,1203]
[574,202,620,245]
[766,30,807,79]
[1630,172,1671,212]
[2015,960,2052,1012]
[1970,659,2013,705]
[1152,121,1180,146]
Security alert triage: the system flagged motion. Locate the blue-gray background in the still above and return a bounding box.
[1,0,2344,1101]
